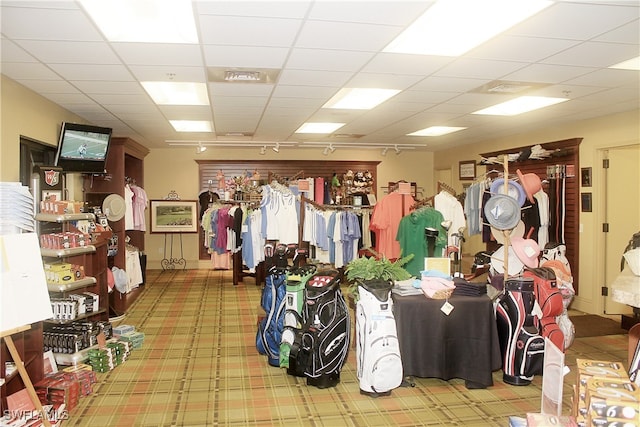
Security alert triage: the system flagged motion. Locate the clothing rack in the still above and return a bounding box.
[437,181,456,196]
[411,196,434,210]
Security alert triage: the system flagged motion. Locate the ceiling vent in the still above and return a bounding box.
[208,67,280,84]
[472,80,548,95]
[330,133,364,139]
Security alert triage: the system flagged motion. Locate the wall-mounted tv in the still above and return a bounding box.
[54,122,113,174]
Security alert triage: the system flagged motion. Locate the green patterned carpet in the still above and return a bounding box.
[63,269,630,426]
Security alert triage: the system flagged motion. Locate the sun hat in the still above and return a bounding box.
[490,245,524,276]
[102,193,126,222]
[490,178,526,207]
[510,236,540,268]
[491,220,525,245]
[516,169,543,203]
[484,193,521,230]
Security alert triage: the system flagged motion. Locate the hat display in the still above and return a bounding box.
[516,169,542,203]
[510,236,540,268]
[490,178,526,207]
[491,220,525,245]
[490,245,524,276]
[484,194,521,230]
[102,194,126,222]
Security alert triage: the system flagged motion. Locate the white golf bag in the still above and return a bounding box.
[356,279,403,396]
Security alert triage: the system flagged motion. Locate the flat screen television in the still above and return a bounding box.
[54,122,113,174]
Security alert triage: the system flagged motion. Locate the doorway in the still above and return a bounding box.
[603,144,640,314]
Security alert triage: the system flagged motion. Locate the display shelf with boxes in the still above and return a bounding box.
[36,212,109,325]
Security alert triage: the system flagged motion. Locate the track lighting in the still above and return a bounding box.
[260,145,266,155]
[196,142,207,153]
[394,145,401,155]
[381,147,389,156]
[272,143,280,153]
[322,144,336,156]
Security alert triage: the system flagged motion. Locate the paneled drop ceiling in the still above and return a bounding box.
[1,1,638,152]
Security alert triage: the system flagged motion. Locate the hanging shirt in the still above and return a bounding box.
[370,191,415,259]
[124,184,135,230]
[131,185,148,231]
[435,190,466,246]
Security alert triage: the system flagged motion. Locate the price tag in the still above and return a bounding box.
[440,301,454,315]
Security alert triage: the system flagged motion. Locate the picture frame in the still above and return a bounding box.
[581,192,592,213]
[150,200,198,233]
[459,160,476,180]
[581,167,592,187]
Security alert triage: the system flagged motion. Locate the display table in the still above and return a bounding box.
[392,293,502,389]
[610,266,640,329]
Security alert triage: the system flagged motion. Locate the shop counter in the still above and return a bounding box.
[392,293,502,389]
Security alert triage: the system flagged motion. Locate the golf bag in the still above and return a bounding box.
[496,278,545,386]
[290,269,350,388]
[256,267,288,367]
[280,264,317,372]
[524,266,565,351]
[356,279,403,396]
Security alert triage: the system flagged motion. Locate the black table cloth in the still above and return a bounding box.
[392,293,502,389]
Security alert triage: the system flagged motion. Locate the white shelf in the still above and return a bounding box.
[40,245,96,258]
[35,212,95,222]
[47,276,97,293]
[46,308,107,325]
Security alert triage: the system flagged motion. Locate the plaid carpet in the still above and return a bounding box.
[64,269,630,427]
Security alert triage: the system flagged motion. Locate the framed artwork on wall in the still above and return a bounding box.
[581,167,592,187]
[581,193,592,212]
[459,160,476,180]
[150,200,198,233]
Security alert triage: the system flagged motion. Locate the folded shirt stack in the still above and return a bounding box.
[452,277,487,297]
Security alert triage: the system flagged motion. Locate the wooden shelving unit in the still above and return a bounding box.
[83,137,148,316]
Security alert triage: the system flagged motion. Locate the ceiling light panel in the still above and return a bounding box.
[609,56,640,71]
[472,96,568,116]
[80,0,198,43]
[142,82,209,106]
[384,0,552,56]
[295,122,346,134]
[170,120,213,132]
[323,88,401,110]
[408,126,467,137]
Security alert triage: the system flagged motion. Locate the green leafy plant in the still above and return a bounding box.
[345,254,414,301]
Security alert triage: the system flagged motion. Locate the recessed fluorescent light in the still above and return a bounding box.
[170,120,213,132]
[472,96,568,116]
[408,126,467,136]
[142,82,209,106]
[323,88,401,110]
[295,122,346,134]
[609,56,640,71]
[79,0,198,43]
[384,0,552,56]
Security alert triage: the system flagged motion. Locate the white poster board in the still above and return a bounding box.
[0,233,53,334]
[541,337,565,416]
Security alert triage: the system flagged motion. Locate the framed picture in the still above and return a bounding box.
[581,167,592,187]
[459,160,476,180]
[581,192,592,212]
[150,200,198,233]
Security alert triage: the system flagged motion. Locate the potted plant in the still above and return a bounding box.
[344,254,414,302]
